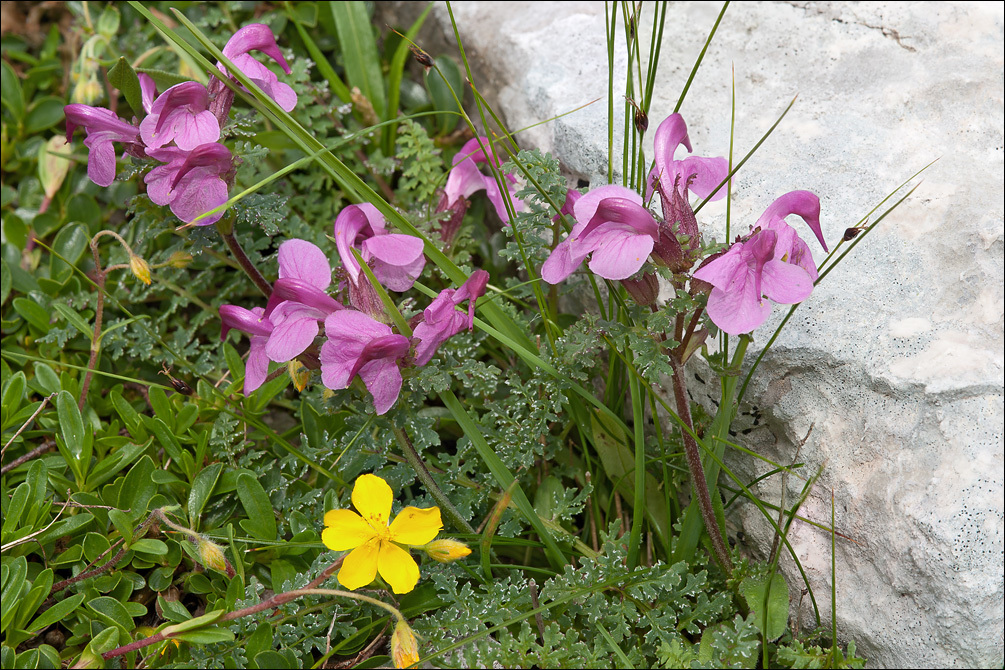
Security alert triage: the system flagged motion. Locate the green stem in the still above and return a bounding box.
[393,427,475,535]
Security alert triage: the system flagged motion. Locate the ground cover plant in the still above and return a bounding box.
[1,2,927,668]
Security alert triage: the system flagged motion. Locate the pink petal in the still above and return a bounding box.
[705,282,772,336]
[223,24,291,73]
[584,224,656,280]
[572,185,641,226]
[278,239,332,289]
[265,302,323,362]
[245,334,271,394]
[675,155,729,201]
[359,358,403,415]
[170,168,228,225]
[760,260,813,305]
[172,111,221,151]
[755,191,827,252]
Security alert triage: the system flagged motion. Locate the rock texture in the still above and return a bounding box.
[380,2,1004,667]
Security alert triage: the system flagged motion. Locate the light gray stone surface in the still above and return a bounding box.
[381,2,1004,667]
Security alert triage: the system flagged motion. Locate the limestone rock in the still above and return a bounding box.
[381,2,1004,666]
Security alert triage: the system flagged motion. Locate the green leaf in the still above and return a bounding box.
[26,593,85,633]
[741,572,789,641]
[188,462,223,530]
[236,473,276,541]
[32,362,60,396]
[2,371,26,428]
[1,59,25,121]
[56,390,90,486]
[25,96,66,134]
[51,302,93,341]
[245,622,273,663]
[161,608,224,636]
[142,416,183,462]
[171,626,236,644]
[15,569,53,630]
[1,260,11,305]
[110,390,144,438]
[87,439,150,489]
[86,596,135,635]
[131,538,168,556]
[329,1,385,119]
[107,57,143,117]
[1,556,28,631]
[147,386,173,429]
[12,298,51,332]
[107,508,133,546]
[118,455,156,516]
[50,222,89,284]
[254,651,291,669]
[38,135,72,199]
[1,483,30,542]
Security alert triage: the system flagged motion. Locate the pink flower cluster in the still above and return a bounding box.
[220,206,489,415]
[542,113,831,335]
[64,24,296,225]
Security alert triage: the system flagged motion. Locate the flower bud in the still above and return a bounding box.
[130,255,152,285]
[197,535,235,577]
[422,538,472,563]
[390,619,420,669]
[71,77,105,105]
[288,360,310,392]
[621,272,660,307]
[166,251,193,269]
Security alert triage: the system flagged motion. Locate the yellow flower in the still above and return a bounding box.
[421,538,472,563]
[322,474,442,594]
[390,619,420,668]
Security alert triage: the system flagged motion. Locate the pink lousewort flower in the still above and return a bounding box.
[648,113,729,204]
[542,185,660,283]
[218,305,273,394]
[145,143,233,225]
[220,239,344,393]
[264,239,343,363]
[63,104,143,187]
[140,81,220,151]
[438,137,525,224]
[412,269,489,365]
[693,191,828,335]
[213,23,297,112]
[334,203,425,292]
[320,310,411,415]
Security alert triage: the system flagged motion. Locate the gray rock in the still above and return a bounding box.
[381,2,1004,667]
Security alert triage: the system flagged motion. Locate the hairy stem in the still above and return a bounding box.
[393,427,475,535]
[220,227,272,297]
[101,558,347,661]
[669,354,732,574]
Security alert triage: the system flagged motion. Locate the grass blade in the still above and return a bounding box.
[328,2,385,118]
[439,389,566,569]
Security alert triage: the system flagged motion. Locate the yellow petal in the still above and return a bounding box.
[352,474,393,529]
[388,506,443,546]
[322,510,374,551]
[337,540,380,590]
[377,542,421,594]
